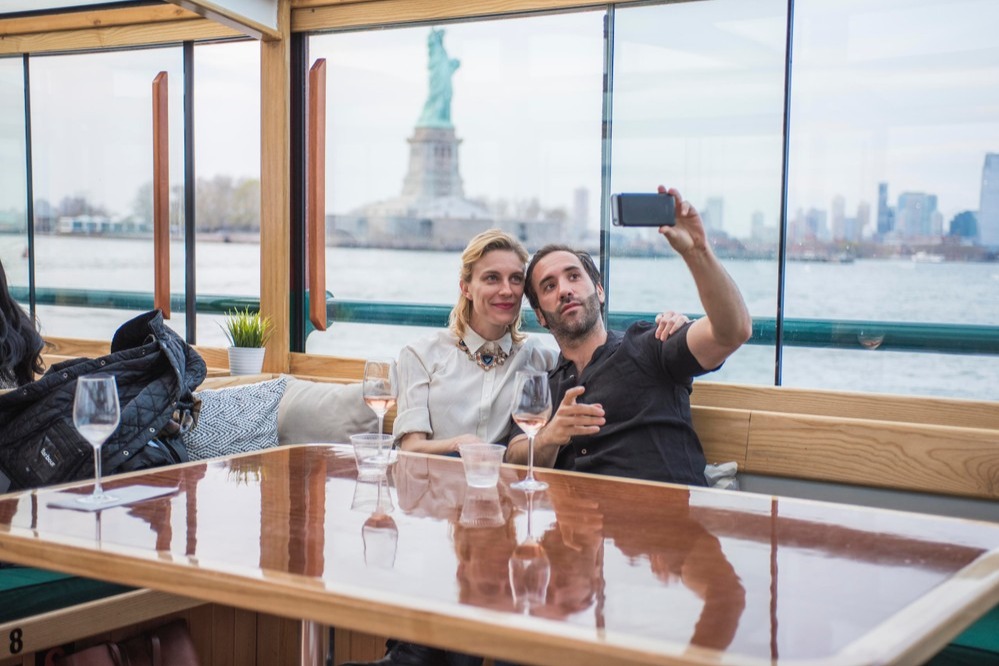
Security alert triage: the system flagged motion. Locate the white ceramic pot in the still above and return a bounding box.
[228,347,266,375]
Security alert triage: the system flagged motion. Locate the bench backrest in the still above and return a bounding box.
[691,381,999,501]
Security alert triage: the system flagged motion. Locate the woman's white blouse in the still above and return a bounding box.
[394,328,557,445]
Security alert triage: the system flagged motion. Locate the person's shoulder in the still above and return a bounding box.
[625,320,653,334]
[518,335,559,369]
[401,329,456,359]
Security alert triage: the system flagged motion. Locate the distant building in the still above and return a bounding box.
[831,195,846,240]
[854,201,870,242]
[571,187,589,242]
[896,192,940,240]
[876,182,894,237]
[980,153,999,249]
[949,211,978,240]
[703,196,724,232]
[803,207,829,241]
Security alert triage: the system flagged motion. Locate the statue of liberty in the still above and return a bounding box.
[417,29,460,129]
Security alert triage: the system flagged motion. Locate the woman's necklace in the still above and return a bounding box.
[457,338,509,371]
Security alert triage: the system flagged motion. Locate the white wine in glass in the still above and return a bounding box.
[363,359,398,460]
[73,374,121,505]
[511,371,552,492]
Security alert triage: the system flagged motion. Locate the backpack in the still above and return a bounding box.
[0,310,206,493]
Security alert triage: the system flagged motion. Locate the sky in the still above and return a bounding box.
[2,0,998,239]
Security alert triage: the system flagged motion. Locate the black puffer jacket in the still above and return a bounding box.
[0,310,206,492]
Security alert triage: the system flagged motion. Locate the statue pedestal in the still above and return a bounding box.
[402,126,465,199]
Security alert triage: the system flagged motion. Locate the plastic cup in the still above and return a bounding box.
[351,474,394,513]
[459,485,504,528]
[351,433,394,478]
[458,443,506,488]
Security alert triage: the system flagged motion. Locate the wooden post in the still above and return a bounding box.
[260,0,291,372]
[307,58,327,332]
[152,71,170,318]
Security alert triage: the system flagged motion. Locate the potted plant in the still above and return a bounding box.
[221,307,273,375]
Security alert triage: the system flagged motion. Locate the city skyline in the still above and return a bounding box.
[2,0,997,246]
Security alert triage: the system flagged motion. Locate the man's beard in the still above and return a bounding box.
[541,292,602,343]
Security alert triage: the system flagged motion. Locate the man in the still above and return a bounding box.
[507,186,751,485]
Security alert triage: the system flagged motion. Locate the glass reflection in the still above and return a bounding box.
[509,490,550,614]
[543,475,745,649]
[363,510,399,570]
[352,470,395,515]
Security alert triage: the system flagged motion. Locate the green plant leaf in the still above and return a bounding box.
[220,307,273,348]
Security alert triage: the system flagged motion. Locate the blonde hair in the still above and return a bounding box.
[448,229,529,345]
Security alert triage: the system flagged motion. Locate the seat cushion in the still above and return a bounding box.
[277,377,379,444]
[0,566,133,622]
[182,376,288,460]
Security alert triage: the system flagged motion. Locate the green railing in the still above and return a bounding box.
[12,287,999,355]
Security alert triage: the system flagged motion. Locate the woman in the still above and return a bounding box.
[0,259,44,388]
[394,229,555,454]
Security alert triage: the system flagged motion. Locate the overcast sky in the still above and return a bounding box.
[2,0,997,238]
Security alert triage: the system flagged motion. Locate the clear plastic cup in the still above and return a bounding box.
[458,443,506,488]
[459,485,504,528]
[351,433,394,479]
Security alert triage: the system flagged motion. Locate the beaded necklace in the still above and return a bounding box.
[457,338,509,371]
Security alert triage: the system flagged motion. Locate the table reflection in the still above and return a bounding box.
[2,446,997,665]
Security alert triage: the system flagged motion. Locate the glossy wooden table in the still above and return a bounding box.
[1,445,999,666]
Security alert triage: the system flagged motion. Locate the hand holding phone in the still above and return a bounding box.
[610,192,676,227]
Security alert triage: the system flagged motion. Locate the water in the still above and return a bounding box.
[1,234,996,400]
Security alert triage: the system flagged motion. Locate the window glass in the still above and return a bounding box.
[308,12,604,358]
[193,39,261,346]
[29,47,185,341]
[783,0,999,399]
[0,58,29,304]
[610,0,788,384]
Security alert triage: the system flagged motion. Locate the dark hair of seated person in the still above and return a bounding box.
[0,259,44,388]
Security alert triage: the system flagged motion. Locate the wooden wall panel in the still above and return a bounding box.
[0,19,242,55]
[294,0,613,31]
[746,411,999,500]
[692,381,999,431]
[333,627,390,663]
[0,5,199,36]
[691,406,750,468]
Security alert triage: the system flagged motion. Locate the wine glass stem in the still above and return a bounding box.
[92,445,103,497]
[526,492,534,538]
[526,434,536,481]
[378,416,385,453]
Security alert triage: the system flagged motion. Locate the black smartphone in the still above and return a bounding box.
[610,192,676,227]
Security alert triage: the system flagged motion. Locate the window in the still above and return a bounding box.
[0,57,28,300]
[781,0,999,399]
[308,12,604,357]
[29,47,185,341]
[609,0,787,385]
[193,39,261,346]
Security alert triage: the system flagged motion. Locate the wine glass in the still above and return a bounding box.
[73,374,121,505]
[511,371,551,492]
[509,490,550,613]
[363,359,398,460]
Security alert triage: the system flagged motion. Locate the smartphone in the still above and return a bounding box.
[610,192,676,227]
